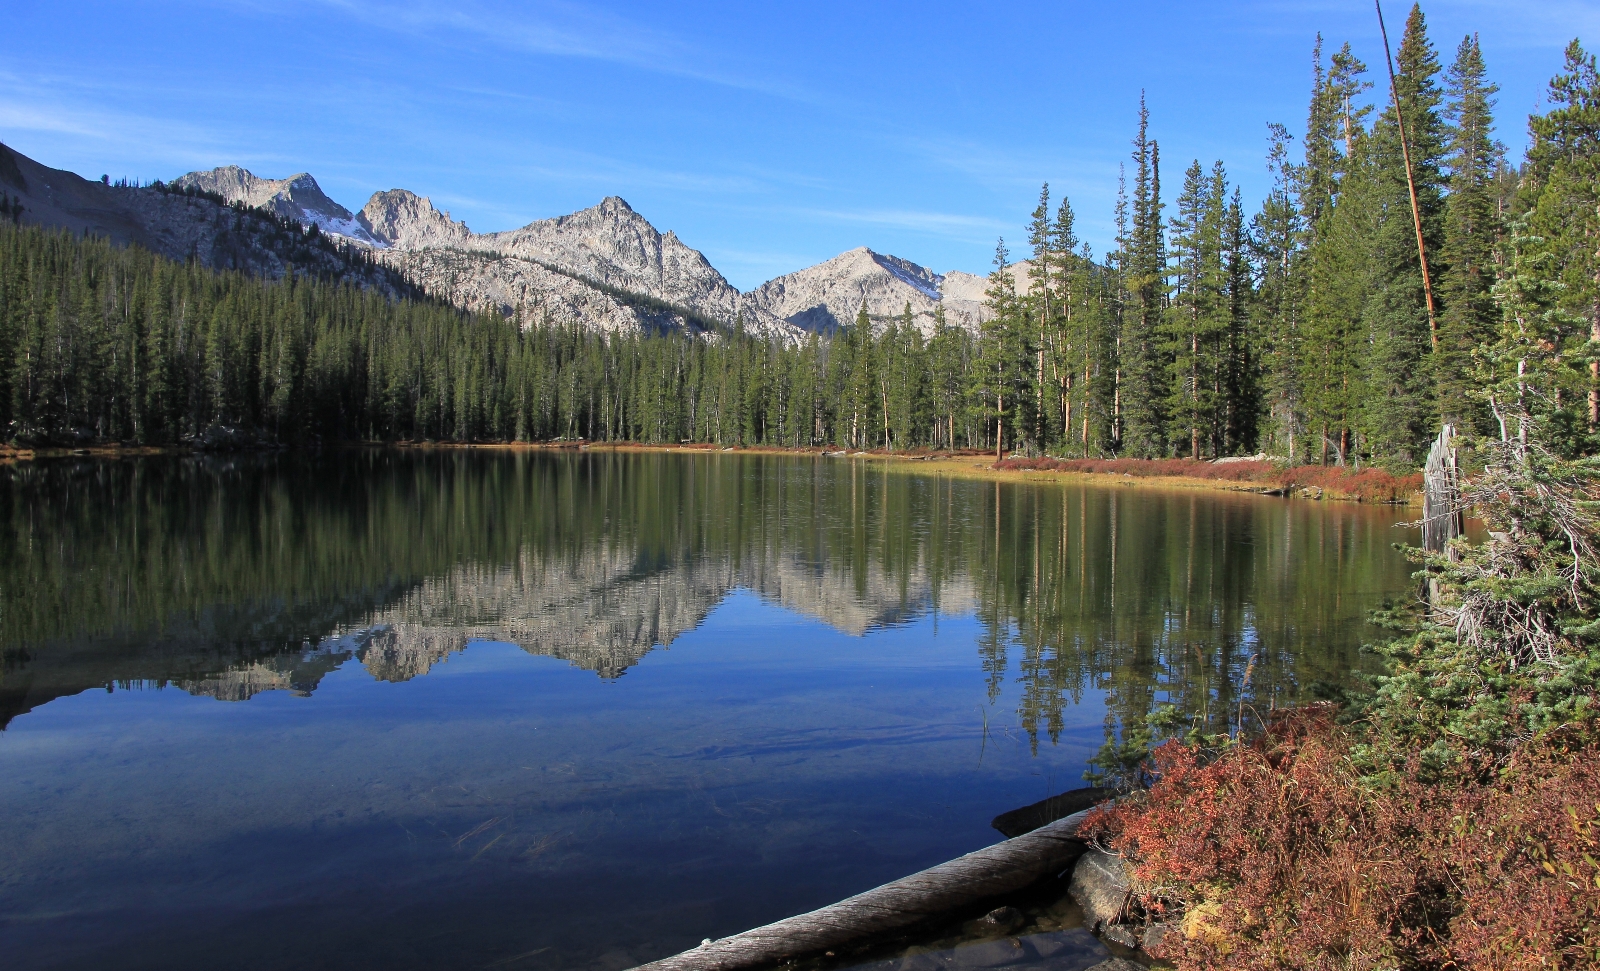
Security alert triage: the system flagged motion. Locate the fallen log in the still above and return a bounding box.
[626,810,1094,971]
[990,786,1114,839]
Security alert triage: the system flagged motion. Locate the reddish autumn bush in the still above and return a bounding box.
[996,456,1276,480]
[1083,710,1600,971]
[993,455,1420,501]
[1277,464,1424,503]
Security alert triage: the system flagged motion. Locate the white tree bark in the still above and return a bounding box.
[627,811,1094,971]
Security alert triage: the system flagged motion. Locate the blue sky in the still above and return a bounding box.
[3,1,1595,289]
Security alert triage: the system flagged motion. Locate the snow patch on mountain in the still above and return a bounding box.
[300,208,387,248]
[872,253,943,301]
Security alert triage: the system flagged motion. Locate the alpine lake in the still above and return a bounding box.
[0,450,1418,971]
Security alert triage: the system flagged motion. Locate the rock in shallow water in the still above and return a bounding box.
[978,906,1024,932]
[1067,850,1131,931]
[839,928,1111,970]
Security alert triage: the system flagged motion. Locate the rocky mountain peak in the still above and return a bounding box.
[157,155,997,340]
[357,189,471,250]
[176,165,383,247]
[741,246,985,336]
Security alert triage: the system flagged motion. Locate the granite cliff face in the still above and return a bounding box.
[357,188,471,249]
[176,168,795,337]
[473,196,758,327]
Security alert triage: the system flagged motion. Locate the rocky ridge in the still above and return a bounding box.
[173,161,1004,338]
[4,143,1010,340]
[742,246,1011,336]
[0,144,413,298]
[175,165,385,246]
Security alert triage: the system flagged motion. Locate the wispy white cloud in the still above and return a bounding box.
[235,0,815,102]
[0,72,229,167]
[794,206,1011,242]
[700,247,824,289]
[904,133,1126,199]
[504,150,765,197]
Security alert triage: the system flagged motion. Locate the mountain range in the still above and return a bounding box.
[175,163,1010,337]
[0,142,1005,338]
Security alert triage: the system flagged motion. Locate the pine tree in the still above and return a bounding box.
[839,302,878,448]
[1300,42,1374,466]
[1121,94,1169,457]
[1164,159,1231,457]
[1027,184,1056,447]
[1301,35,1341,232]
[928,304,969,449]
[1048,194,1101,455]
[1437,32,1503,433]
[884,302,926,449]
[1255,123,1306,461]
[1221,188,1257,453]
[978,239,1026,457]
[1520,40,1600,448]
[1359,3,1448,466]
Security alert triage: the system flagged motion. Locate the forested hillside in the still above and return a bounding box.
[3,7,1597,468]
[988,14,1596,468]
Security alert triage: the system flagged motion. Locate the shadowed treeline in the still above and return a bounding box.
[0,451,1415,736]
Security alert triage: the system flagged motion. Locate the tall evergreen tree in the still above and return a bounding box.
[977,239,1027,457]
[1359,3,1449,466]
[1255,123,1307,462]
[1520,40,1600,447]
[1300,44,1373,465]
[1027,184,1058,448]
[1437,32,1504,432]
[1121,94,1169,457]
[1165,159,1231,457]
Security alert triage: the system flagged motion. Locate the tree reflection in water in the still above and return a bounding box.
[0,450,1418,971]
[0,450,1411,740]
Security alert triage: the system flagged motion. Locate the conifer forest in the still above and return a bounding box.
[3,10,1598,472]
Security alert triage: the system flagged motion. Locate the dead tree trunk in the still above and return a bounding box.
[626,812,1094,971]
[1422,424,1464,605]
[1422,423,1462,554]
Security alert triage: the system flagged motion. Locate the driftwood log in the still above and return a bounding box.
[627,810,1094,971]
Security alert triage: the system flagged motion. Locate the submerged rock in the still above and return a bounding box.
[840,928,1110,970]
[978,906,1023,932]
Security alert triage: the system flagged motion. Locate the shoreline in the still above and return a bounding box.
[0,440,1422,505]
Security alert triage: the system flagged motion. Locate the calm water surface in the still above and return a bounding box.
[0,452,1416,971]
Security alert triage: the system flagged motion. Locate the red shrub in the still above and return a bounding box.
[1277,465,1423,503]
[1084,712,1600,970]
[992,456,1420,502]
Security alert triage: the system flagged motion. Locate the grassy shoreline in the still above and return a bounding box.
[0,439,1423,503]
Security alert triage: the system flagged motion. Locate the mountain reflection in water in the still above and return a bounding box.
[0,451,1415,971]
